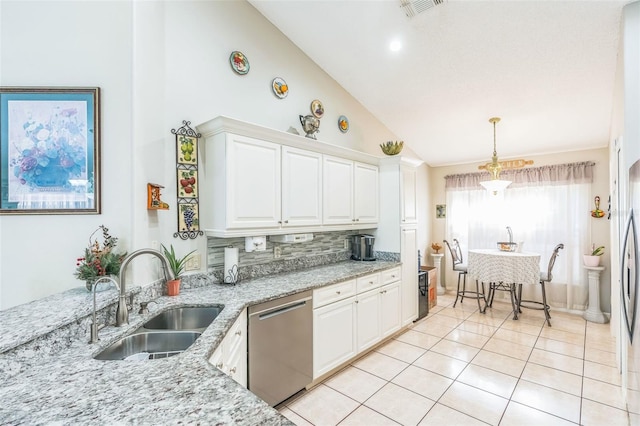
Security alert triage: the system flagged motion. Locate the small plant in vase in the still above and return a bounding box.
[583,244,604,267]
[75,225,127,291]
[161,244,196,296]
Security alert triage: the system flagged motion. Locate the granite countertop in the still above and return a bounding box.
[0,260,400,424]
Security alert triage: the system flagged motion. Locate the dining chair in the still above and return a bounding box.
[517,243,564,326]
[443,239,469,307]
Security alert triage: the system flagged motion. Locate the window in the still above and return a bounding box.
[445,162,595,311]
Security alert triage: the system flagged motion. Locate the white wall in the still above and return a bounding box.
[428,148,612,311]
[0,0,408,309]
[0,1,134,309]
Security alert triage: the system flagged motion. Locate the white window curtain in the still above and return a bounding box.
[444,162,595,311]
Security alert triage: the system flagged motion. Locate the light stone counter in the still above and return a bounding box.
[0,260,399,424]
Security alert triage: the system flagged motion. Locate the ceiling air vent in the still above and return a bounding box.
[399,0,445,18]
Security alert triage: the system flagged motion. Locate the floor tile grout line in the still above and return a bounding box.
[281,294,621,426]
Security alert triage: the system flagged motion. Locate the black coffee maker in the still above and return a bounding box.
[350,234,376,261]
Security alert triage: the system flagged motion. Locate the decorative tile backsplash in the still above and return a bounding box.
[206,229,398,283]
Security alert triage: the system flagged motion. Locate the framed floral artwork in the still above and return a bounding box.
[0,87,100,214]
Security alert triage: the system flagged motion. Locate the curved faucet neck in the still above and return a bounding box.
[116,248,174,327]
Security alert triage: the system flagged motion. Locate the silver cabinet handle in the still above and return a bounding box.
[216,362,223,369]
[336,290,341,294]
[229,367,237,374]
[284,220,289,224]
[235,330,242,336]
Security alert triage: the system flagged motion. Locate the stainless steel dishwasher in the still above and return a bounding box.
[248,290,313,406]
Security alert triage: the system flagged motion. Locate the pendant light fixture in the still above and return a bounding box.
[479,117,511,195]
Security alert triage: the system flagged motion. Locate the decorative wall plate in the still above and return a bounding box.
[338,115,349,133]
[310,99,324,118]
[272,77,288,98]
[229,51,249,75]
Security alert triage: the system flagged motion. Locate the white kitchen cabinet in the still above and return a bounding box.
[199,116,380,236]
[380,280,401,338]
[208,308,248,387]
[282,146,323,227]
[313,295,357,379]
[354,162,379,224]
[323,156,379,225]
[224,134,282,230]
[401,228,419,326]
[356,288,381,352]
[401,165,417,224]
[322,155,354,225]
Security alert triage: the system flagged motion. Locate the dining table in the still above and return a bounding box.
[467,249,541,320]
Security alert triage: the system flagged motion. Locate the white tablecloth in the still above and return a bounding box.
[468,249,541,286]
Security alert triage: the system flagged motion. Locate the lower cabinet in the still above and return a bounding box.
[313,295,357,379]
[208,308,248,387]
[380,281,401,338]
[313,267,402,380]
[401,228,418,326]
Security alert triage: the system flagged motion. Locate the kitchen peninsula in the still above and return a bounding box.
[0,260,399,424]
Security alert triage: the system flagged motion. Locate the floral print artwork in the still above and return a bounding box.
[7,100,90,200]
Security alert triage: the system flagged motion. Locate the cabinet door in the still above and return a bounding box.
[313,296,357,378]
[226,134,281,229]
[380,281,401,338]
[356,288,381,352]
[225,309,247,387]
[401,228,418,326]
[282,147,323,227]
[401,165,417,224]
[209,345,224,371]
[323,156,354,225]
[354,162,379,224]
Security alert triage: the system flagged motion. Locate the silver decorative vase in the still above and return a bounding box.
[299,114,320,139]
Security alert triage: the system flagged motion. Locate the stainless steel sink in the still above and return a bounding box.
[141,306,224,331]
[94,331,201,360]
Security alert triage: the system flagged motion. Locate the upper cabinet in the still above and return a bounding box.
[198,116,380,237]
[282,146,323,227]
[226,134,282,229]
[323,156,378,226]
[400,165,417,224]
[354,162,379,224]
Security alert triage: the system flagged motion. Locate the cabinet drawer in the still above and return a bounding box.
[356,273,381,293]
[381,267,401,284]
[314,279,356,308]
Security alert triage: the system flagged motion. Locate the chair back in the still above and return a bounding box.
[545,243,564,282]
[443,239,464,269]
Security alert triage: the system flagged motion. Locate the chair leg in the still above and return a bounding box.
[460,273,467,304]
[541,281,551,326]
[453,273,462,307]
[475,279,486,313]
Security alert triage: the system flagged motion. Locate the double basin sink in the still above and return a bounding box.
[94,306,223,361]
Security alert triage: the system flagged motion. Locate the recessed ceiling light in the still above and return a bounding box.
[389,40,402,52]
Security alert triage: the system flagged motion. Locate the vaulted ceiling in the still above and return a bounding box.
[250,0,627,166]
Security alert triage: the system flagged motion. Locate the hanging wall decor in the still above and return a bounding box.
[0,87,101,215]
[229,51,249,75]
[147,183,169,210]
[271,77,288,99]
[171,120,203,240]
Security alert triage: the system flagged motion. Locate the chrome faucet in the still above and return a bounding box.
[90,276,120,343]
[116,248,174,327]
[506,226,513,244]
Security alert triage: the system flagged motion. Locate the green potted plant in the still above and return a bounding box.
[75,225,127,291]
[584,244,604,267]
[161,244,196,296]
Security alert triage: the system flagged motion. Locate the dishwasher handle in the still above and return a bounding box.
[251,296,312,320]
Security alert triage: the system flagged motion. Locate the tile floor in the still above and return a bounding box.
[278,292,636,426]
